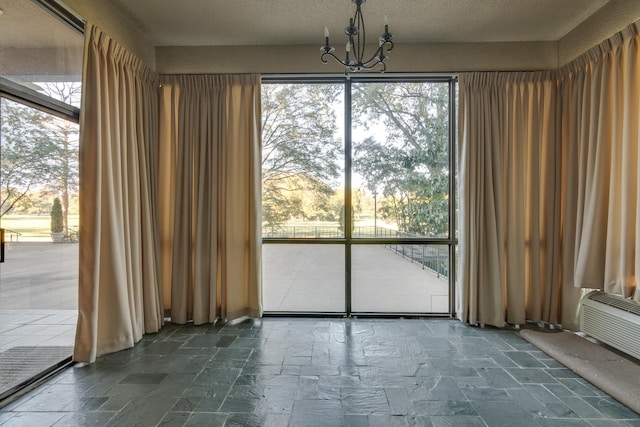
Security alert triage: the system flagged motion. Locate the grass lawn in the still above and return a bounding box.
[1,215,80,241]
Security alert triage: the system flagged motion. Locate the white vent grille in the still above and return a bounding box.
[581,291,640,361]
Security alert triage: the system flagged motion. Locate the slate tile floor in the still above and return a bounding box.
[1,318,639,426]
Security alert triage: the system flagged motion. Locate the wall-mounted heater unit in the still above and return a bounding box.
[580,290,640,360]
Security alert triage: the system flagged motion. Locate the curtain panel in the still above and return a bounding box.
[74,24,163,363]
[459,22,640,329]
[458,72,563,328]
[158,74,262,325]
[559,23,640,302]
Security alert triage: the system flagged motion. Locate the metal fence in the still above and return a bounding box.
[262,224,342,239]
[383,243,449,278]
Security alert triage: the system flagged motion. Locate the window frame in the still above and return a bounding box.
[261,74,458,317]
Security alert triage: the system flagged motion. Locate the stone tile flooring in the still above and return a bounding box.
[0,318,639,426]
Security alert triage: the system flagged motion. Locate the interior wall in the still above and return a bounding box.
[558,1,640,66]
[156,42,558,74]
[62,0,156,70]
[154,1,640,75]
[60,0,640,75]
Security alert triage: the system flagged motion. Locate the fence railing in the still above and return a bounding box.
[384,243,449,279]
[263,224,342,239]
[263,224,449,279]
[3,228,22,242]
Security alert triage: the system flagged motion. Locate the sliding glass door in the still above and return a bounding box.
[262,77,456,316]
[0,0,82,401]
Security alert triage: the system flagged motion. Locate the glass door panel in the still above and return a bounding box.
[261,82,346,313]
[351,81,450,239]
[350,81,451,314]
[263,244,345,312]
[261,79,454,316]
[351,244,449,313]
[0,97,79,399]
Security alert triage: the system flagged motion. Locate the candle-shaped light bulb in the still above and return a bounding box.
[325,26,330,38]
[346,41,351,52]
[384,15,389,33]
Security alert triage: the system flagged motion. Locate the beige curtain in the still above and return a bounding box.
[560,23,640,302]
[74,24,163,363]
[158,75,262,325]
[458,72,564,327]
[459,22,640,329]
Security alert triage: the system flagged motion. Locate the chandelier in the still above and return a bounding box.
[321,0,394,73]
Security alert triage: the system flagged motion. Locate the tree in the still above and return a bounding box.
[37,82,81,234]
[50,197,63,233]
[0,83,80,236]
[0,99,59,217]
[352,82,450,237]
[262,83,342,227]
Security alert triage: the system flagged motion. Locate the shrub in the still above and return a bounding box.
[50,197,63,233]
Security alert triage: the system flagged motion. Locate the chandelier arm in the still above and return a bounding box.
[321,51,345,65]
[360,41,392,66]
[360,56,387,71]
[321,51,356,69]
[354,60,386,72]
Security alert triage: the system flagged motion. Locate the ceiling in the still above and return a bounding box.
[102,0,611,47]
[0,0,635,76]
[0,0,623,49]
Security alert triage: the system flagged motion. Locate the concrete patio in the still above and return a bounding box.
[263,244,450,313]
[0,242,78,352]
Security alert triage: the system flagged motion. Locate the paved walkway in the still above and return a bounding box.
[0,242,78,351]
[263,244,449,313]
[0,242,78,400]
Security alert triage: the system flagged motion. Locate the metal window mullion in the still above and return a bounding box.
[345,78,353,316]
[32,0,85,34]
[448,78,458,317]
[0,77,80,122]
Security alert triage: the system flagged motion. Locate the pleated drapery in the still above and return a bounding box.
[74,24,163,363]
[458,72,563,328]
[158,75,263,325]
[560,24,640,301]
[459,23,640,329]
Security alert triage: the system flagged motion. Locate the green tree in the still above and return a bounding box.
[0,99,58,217]
[38,82,81,234]
[50,197,63,233]
[352,82,450,237]
[262,83,342,227]
[0,84,80,235]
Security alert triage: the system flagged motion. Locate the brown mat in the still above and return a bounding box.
[520,329,640,414]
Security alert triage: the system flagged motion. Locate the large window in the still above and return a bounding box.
[262,77,456,316]
[0,0,82,402]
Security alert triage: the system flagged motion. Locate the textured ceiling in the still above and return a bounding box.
[0,0,617,49]
[103,0,611,47]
